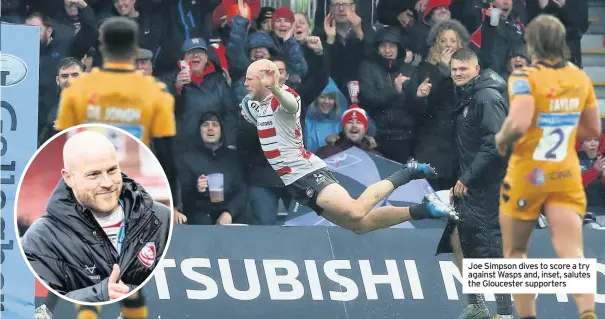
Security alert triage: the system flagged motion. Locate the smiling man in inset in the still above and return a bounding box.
[21,130,172,303]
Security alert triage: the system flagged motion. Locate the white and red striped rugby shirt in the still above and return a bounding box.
[255,85,327,185]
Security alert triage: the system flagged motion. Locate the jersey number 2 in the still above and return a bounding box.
[533,126,573,162]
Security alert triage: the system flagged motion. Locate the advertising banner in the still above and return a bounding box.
[1,23,40,319]
[45,226,605,318]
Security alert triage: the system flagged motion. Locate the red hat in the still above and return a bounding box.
[212,0,261,28]
[423,0,451,24]
[272,6,295,26]
[341,104,369,129]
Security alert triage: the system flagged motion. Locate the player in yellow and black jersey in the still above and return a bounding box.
[53,17,179,319]
[54,17,180,215]
[495,14,601,319]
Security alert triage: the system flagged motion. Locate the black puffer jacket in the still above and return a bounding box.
[358,26,418,141]
[437,70,509,259]
[21,174,171,302]
[410,61,458,181]
[178,111,248,224]
[454,69,508,190]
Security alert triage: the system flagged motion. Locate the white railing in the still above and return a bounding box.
[261,0,318,27]
[260,0,379,30]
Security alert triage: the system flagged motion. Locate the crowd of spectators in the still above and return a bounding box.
[2,0,603,226]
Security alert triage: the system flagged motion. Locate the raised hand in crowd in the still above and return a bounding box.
[107,265,130,301]
[415,0,428,13]
[238,0,250,19]
[324,13,337,44]
[398,10,415,28]
[416,78,432,97]
[282,24,295,41]
[220,15,229,28]
[394,74,409,93]
[440,47,454,65]
[539,0,550,8]
[306,36,324,54]
[346,10,364,39]
[594,156,605,174]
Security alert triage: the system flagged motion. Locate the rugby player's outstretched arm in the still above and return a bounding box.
[269,86,300,114]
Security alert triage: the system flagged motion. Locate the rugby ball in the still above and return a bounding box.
[241,94,260,126]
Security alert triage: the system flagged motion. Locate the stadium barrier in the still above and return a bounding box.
[1,23,39,319]
[45,226,604,318]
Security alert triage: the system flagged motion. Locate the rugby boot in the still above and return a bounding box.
[456,304,490,319]
[409,193,459,221]
[386,159,438,188]
[423,193,459,221]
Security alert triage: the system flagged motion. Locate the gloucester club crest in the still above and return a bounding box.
[137,242,156,268]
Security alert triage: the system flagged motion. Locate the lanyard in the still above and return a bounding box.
[116,200,125,253]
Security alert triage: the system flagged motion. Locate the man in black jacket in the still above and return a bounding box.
[21,131,172,302]
[436,48,513,319]
[38,57,84,147]
[358,26,426,164]
[178,111,249,225]
[170,37,239,152]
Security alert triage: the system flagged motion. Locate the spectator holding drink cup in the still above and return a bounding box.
[178,111,250,225]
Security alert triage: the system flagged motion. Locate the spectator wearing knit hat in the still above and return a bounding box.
[256,6,275,32]
[502,42,529,81]
[225,4,307,101]
[315,105,380,159]
[407,0,452,59]
[270,6,308,81]
[226,8,279,101]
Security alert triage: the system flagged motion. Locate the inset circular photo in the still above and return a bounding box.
[15,123,174,305]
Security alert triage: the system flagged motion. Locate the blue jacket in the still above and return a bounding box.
[304,79,347,152]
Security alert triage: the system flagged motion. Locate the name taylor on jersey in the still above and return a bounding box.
[548,97,579,112]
